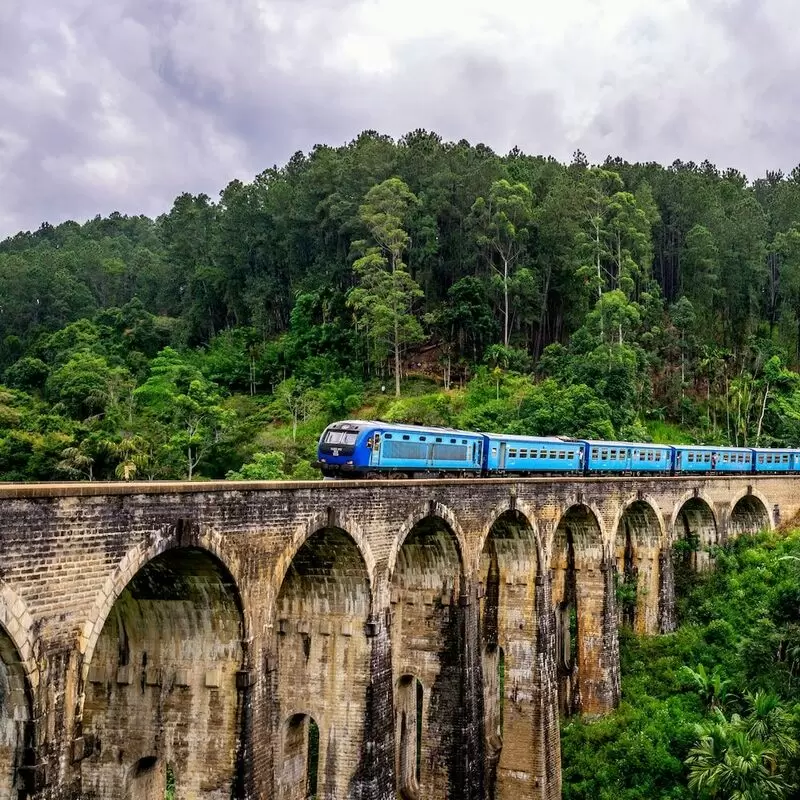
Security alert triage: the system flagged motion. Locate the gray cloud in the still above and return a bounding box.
[1,0,799,237]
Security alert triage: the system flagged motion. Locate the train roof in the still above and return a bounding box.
[581,440,672,448]
[326,420,481,436]
[672,444,753,451]
[481,433,575,443]
[750,447,800,452]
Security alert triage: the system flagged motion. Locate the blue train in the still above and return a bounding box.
[313,420,800,478]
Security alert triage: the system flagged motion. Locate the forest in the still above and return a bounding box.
[3,129,800,796]
[4,130,800,482]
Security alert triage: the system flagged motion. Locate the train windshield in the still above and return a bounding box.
[324,430,358,445]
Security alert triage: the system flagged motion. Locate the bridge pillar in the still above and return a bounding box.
[478,510,559,799]
[390,515,484,800]
[273,526,373,800]
[551,506,620,717]
[658,547,677,633]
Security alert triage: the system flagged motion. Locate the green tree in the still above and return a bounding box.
[686,709,794,800]
[226,451,287,480]
[348,177,425,395]
[471,179,535,347]
[134,348,233,478]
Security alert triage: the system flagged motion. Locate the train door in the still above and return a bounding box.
[499,442,507,471]
[370,433,381,466]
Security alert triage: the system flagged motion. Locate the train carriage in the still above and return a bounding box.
[672,445,753,473]
[751,448,800,473]
[582,440,672,473]
[483,434,582,474]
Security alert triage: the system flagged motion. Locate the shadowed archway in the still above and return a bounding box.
[673,497,718,573]
[80,547,245,800]
[0,625,31,800]
[480,509,557,797]
[275,526,371,800]
[390,514,482,799]
[729,494,770,538]
[551,504,618,716]
[614,500,663,635]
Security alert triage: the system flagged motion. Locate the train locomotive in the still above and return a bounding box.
[313,420,800,479]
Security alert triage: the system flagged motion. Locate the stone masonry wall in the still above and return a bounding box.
[0,475,794,799]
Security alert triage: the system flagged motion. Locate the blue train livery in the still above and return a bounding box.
[483,434,582,474]
[672,445,752,473]
[314,420,800,479]
[316,420,483,478]
[751,448,800,472]
[583,441,672,473]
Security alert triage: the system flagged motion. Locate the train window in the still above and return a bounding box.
[436,437,442,443]
[462,439,468,444]
[492,448,498,457]
[784,454,790,462]
[568,451,574,458]
[759,455,764,463]
[610,451,617,460]
[549,450,557,459]
[509,449,517,458]
[402,435,410,440]
[325,431,358,445]
[704,454,710,462]
[385,434,393,439]
[592,448,598,458]
[537,449,545,458]
[767,455,773,463]
[559,451,566,459]
[519,449,528,458]
[450,438,456,444]
[420,436,426,441]
[601,450,608,459]
[688,453,695,462]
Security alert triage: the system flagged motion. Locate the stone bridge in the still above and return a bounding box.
[0,475,793,800]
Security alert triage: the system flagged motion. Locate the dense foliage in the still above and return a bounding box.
[562,530,800,799]
[4,130,800,480]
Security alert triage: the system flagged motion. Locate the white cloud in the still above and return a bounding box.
[1,0,799,237]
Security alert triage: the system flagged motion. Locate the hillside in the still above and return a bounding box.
[4,132,800,481]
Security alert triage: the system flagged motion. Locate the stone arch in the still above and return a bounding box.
[79,527,246,686]
[613,499,664,635]
[390,510,474,798]
[0,582,37,692]
[79,546,245,800]
[395,674,424,798]
[279,712,321,800]
[386,501,468,590]
[550,504,618,716]
[271,511,378,622]
[479,508,548,796]
[274,526,372,800]
[672,495,718,572]
[728,492,772,538]
[0,622,33,800]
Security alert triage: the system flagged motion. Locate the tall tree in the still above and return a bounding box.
[471,179,535,347]
[347,177,425,396]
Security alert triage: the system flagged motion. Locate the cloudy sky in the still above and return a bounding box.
[1,0,797,237]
